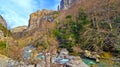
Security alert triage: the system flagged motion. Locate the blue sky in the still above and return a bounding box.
[0,0,61,29]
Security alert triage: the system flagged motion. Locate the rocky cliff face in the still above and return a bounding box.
[12,9,56,40]
[58,0,78,10]
[0,15,7,38]
[0,15,7,27]
[28,9,53,30]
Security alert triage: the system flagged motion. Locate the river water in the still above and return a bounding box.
[82,58,120,67]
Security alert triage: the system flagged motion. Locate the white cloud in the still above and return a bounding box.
[11,0,36,9]
[0,7,28,28]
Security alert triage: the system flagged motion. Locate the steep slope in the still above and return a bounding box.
[0,15,7,28]
[0,16,13,57]
[0,16,11,38]
[55,0,120,54]
[12,10,59,52]
[28,9,54,30]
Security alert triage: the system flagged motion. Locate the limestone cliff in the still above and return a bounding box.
[28,9,53,30]
[58,0,78,10]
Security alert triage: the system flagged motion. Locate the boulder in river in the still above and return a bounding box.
[84,50,100,63]
[66,56,89,67]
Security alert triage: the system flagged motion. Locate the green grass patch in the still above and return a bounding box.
[0,41,6,50]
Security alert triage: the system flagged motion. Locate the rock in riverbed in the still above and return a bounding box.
[84,50,100,63]
[66,56,89,67]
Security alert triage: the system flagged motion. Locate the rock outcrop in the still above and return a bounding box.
[0,15,7,38]
[11,26,27,33]
[58,0,78,10]
[84,50,100,62]
[0,15,7,27]
[28,9,53,30]
[66,56,89,67]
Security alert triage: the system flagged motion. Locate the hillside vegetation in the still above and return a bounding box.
[53,0,120,56]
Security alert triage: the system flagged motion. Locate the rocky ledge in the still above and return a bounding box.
[28,9,53,30]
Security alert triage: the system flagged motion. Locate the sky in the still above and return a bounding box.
[0,0,61,29]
